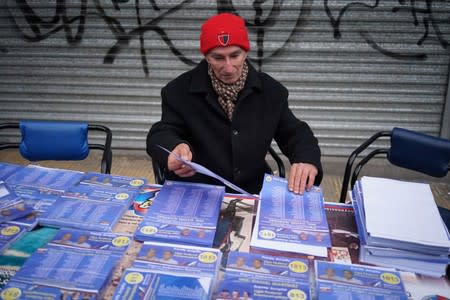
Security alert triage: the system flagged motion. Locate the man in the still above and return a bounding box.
[147,13,322,195]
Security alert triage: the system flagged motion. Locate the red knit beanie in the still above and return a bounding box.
[200,13,250,55]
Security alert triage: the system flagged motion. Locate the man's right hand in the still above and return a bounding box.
[167,143,196,177]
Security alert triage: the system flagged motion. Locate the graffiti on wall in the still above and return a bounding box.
[325,0,450,60]
[5,0,450,76]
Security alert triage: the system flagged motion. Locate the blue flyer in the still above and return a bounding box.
[48,228,131,254]
[0,162,23,182]
[12,246,121,295]
[63,183,138,205]
[38,197,128,232]
[79,172,147,189]
[112,268,213,300]
[5,165,83,192]
[251,174,331,257]
[226,251,310,281]
[133,241,221,278]
[215,274,311,300]
[315,261,408,300]
[135,181,224,247]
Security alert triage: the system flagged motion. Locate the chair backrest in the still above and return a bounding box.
[339,127,450,203]
[0,120,113,174]
[151,145,285,185]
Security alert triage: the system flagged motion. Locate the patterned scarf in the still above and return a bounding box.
[208,61,249,120]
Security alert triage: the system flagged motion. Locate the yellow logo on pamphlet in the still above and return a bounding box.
[140,226,158,235]
[198,251,217,264]
[287,289,307,300]
[130,179,145,187]
[115,193,129,200]
[0,287,22,300]
[380,272,401,285]
[112,236,130,247]
[288,261,308,273]
[259,229,276,239]
[1,226,20,236]
[125,272,144,284]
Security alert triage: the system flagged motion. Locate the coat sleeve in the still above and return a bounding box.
[146,85,192,169]
[274,92,323,185]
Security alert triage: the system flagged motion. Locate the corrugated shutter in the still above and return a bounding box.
[1,1,449,156]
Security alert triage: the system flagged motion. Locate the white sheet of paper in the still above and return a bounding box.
[361,176,450,247]
[157,145,254,197]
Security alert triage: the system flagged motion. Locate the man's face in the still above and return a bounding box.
[343,270,353,279]
[205,46,248,84]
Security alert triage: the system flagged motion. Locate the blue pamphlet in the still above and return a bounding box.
[133,241,222,278]
[135,180,224,247]
[5,165,83,192]
[112,268,213,300]
[79,172,147,189]
[251,174,330,257]
[315,260,408,299]
[0,162,24,182]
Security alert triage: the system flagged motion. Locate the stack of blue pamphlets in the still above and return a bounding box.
[315,261,408,299]
[215,251,311,300]
[5,165,84,193]
[2,228,130,299]
[112,241,222,299]
[135,181,225,247]
[353,176,450,277]
[38,180,138,232]
[250,174,331,258]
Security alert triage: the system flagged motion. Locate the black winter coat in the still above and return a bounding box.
[147,60,322,194]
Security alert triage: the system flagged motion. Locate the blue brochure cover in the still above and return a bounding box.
[5,165,83,192]
[112,268,213,300]
[225,251,310,281]
[48,228,131,254]
[215,274,311,300]
[79,172,147,189]
[0,223,27,254]
[12,246,121,295]
[216,251,311,300]
[135,181,224,247]
[0,162,24,181]
[63,184,138,205]
[315,261,408,300]
[133,241,221,278]
[38,196,128,232]
[0,280,63,300]
[251,174,330,257]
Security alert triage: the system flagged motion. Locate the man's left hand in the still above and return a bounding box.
[288,163,318,194]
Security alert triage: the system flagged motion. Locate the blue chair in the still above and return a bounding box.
[339,127,450,203]
[0,120,112,174]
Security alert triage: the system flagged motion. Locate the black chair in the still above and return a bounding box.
[339,127,450,203]
[0,120,113,174]
[151,145,285,184]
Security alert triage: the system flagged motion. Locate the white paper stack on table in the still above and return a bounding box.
[353,176,450,277]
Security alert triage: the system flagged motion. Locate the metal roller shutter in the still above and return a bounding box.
[1,0,449,156]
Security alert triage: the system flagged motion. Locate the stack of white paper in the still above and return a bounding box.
[353,176,450,277]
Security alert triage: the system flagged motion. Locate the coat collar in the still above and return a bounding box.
[189,59,262,95]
